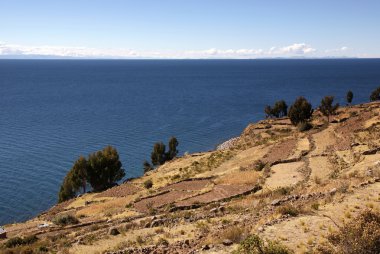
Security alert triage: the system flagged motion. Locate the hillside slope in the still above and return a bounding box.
[1,102,380,254]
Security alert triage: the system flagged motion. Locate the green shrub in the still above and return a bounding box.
[5,237,25,248]
[220,226,245,243]
[317,210,380,254]
[311,202,320,211]
[253,160,266,171]
[297,121,312,132]
[233,234,293,254]
[144,179,153,189]
[4,235,38,248]
[22,235,38,245]
[277,204,299,217]
[52,214,79,226]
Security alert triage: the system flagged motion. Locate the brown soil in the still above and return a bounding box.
[263,138,297,164]
[176,184,255,207]
[95,183,142,198]
[333,111,372,150]
[134,190,194,213]
[159,179,212,192]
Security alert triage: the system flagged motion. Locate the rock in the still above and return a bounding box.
[257,226,264,232]
[210,208,218,213]
[222,239,233,246]
[201,245,210,250]
[151,219,165,227]
[329,188,337,195]
[271,199,281,206]
[109,228,120,236]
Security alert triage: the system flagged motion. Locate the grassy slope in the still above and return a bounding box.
[1,102,380,254]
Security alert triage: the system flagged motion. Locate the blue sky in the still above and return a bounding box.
[0,0,379,58]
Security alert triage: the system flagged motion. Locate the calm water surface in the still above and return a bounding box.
[0,59,380,225]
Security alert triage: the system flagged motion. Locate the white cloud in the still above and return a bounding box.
[268,43,316,55]
[0,41,355,59]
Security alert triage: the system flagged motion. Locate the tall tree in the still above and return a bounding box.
[151,142,166,166]
[346,90,353,105]
[264,105,273,118]
[167,136,179,160]
[143,160,153,173]
[320,96,339,122]
[288,97,313,126]
[370,86,380,101]
[273,100,288,117]
[58,170,76,203]
[87,146,125,192]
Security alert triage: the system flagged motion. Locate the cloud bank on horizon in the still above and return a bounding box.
[0,41,353,59]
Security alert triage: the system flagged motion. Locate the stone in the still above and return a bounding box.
[151,219,165,227]
[201,245,210,250]
[222,239,233,246]
[210,208,218,213]
[271,199,281,206]
[329,188,337,195]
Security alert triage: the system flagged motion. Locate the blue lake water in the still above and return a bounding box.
[0,59,380,225]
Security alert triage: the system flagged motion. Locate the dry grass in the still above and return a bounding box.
[215,170,260,185]
[76,197,133,218]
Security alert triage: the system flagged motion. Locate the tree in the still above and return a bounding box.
[288,97,313,126]
[87,146,125,192]
[167,136,179,160]
[320,96,339,122]
[370,86,380,101]
[143,160,153,173]
[346,90,353,105]
[264,100,288,118]
[151,142,166,166]
[264,105,273,118]
[58,146,125,202]
[273,100,288,117]
[71,156,88,193]
[58,174,76,203]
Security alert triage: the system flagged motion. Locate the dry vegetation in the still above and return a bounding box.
[1,102,380,254]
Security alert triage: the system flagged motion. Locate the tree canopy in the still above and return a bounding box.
[319,96,339,121]
[346,90,353,104]
[370,86,380,101]
[288,97,313,126]
[264,100,288,118]
[150,137,179,167]
[58,146,124,202]
[151,142,166,166]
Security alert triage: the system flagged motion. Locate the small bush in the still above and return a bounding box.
[144,179,153,189]
[5,237,25,248]
[311,202,320,211]
[275,187,293,196]
[253,160,266,171]
[5,235,38,248]
[233,234,293,254]
[277,204,299,217]
[297,121,312,132]
[52,214,79,226]
[317,210,380,254]
[220,226,245,243]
